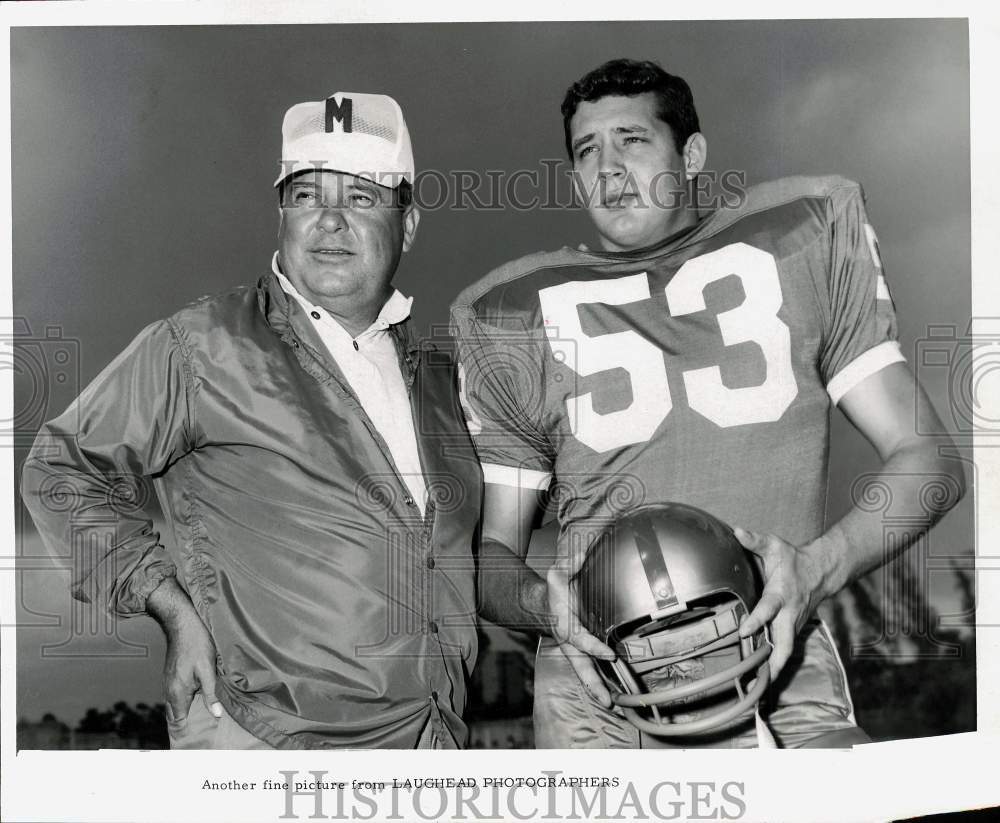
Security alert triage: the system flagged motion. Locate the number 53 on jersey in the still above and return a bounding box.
[538,243,799,453]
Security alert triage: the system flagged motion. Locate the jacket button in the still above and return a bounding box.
[426,556,436,569]
[404,496,415,506]
[429,620,439,633]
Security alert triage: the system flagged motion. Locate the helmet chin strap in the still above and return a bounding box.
[749,631,777,748]
[755,710,778,748]
[735,643,778,749]
[728,657,777,747]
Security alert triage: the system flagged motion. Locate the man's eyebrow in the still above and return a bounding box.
[571,132,595,154]
[613,124,649,135]
[571,124,650,153]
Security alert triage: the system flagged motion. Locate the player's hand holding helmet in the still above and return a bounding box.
[573,502,772,737]
[545,539,619,707]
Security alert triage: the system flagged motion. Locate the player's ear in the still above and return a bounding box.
[683,132,708,181]
[402,204,420,253]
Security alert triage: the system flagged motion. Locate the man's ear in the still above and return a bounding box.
[402,205,421,253]
[683,132,708,181]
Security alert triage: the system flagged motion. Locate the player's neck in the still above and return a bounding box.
[599,211,703,254]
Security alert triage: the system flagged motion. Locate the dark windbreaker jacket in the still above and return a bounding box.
[22,273,482,748]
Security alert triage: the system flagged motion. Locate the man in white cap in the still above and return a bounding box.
[22,92,481,749]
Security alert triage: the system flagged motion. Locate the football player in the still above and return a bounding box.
[450,58,965,748]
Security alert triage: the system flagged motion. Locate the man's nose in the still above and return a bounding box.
[316,205,348,232]
[598,143,627,178]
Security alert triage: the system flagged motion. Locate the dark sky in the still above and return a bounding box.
[11,20,973,723]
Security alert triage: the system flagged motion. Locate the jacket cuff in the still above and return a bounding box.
[113,559,178,617]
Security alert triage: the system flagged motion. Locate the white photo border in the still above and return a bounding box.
[1,3,997,822]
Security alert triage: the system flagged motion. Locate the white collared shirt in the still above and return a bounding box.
[273,253,428,515]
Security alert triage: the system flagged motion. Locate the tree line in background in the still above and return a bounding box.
[17,701,169,750]
[830,559,976,741]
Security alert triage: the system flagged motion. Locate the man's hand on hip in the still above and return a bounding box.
[147,577,223,722]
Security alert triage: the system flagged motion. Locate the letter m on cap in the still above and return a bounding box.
[325,96,353,133]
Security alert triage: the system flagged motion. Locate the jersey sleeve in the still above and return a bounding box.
[820,182,906,404]
[451,303,555,491]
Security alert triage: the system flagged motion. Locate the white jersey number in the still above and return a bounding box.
[538,242,798,451]
[539,273,672,453]
[665,243,796,427]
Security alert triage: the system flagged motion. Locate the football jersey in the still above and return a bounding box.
[450,176,903,552]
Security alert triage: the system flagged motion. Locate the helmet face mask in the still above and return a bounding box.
[575,502,772,738]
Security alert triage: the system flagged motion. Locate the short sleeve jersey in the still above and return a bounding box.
[450,176,903,550]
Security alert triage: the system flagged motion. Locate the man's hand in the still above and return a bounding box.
[734,527,835,680]
[478,482,618,706]
[147,577,222,722]
[546,558,617,707]
[733,366,966,682]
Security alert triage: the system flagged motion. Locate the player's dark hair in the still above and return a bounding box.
[561,59,701,158]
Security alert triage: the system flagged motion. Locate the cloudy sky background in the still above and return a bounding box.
[10,20,972,725]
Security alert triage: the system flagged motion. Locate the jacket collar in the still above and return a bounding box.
[257,268,419,356]
[269,252,414,332]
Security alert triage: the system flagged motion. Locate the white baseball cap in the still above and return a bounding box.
[274,91,414,189]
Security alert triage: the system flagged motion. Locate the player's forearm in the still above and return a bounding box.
[809,437,966,600]
[476,539,551,634]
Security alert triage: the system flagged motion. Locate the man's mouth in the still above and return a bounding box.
[310,248,354,256]
[601,192,638,208]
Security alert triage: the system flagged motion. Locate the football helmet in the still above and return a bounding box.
[574,502,772,737]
